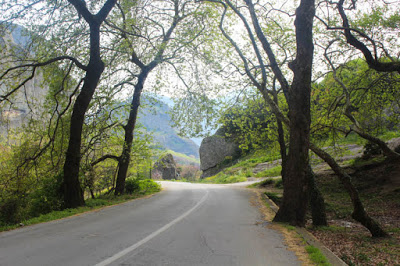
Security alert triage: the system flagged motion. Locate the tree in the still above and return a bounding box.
[105,0,212,194]
[0,0,117,208]
[203,0,317,226]
[61,0,117,208]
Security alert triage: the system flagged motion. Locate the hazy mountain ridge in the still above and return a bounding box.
[139,99,199,158]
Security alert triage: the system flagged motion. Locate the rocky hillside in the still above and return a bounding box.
[0,24,46,141]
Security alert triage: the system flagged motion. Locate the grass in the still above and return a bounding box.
[347,156,386,168]
[305,245,331,266]
[0,183,161,232]
[232,152,280,169]
[255,165,282,177]
[201,173,247,184]
[166,149,200,164]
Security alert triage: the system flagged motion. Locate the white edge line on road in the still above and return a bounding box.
[94,189,209,266]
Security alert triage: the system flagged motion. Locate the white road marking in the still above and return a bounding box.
[94,189,209,266]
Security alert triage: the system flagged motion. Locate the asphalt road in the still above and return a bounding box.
[0,182,300,266]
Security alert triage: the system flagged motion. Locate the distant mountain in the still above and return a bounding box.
[139,99,199,158]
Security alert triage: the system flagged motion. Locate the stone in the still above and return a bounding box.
[387,137,400,152]
[152,153,178,180]
[199,130,241,178]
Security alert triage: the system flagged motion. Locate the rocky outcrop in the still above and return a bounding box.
[0,25,46,141]
[152,153,178,180]
[200,129,241,178]
[388,137,400,152]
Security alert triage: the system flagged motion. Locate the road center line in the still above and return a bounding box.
[94,189,209,266]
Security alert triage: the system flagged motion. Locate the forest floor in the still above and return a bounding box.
[258,153,400,265]
[309,158,400,266]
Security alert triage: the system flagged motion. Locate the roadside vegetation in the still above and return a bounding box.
[0,178,160,232]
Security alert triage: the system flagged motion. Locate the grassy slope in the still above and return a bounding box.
[167,149,200,165]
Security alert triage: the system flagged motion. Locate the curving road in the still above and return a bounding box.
[0,182,300,266]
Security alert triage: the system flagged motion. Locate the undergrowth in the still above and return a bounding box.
[0,179,161,232]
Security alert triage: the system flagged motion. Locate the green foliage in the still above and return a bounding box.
[0,178,161,231]
[27,175,63,217]
[311,59,400,146]
[125,178,161,195]
[362,142,382,159]
[219,91,288,152]
[305,245,331,266]
[125,178,140,194]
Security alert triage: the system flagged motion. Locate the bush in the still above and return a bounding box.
[125,178,140,194]
[137,179,161,193]
[362,142,382,159]
[28,175,63,217]
[0,196,24,225]
[125,178,161,194]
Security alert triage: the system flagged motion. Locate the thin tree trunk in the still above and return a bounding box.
[273,0,315,226]
[307,165,328,226]
[310,143,388,237]
[349,125,400,159]
[114,75,146,195]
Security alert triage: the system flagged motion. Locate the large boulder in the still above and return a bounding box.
[152,153,178,180]
[388,137,400,153]
[200,130,241,178]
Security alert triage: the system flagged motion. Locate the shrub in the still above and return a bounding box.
[0,196,23,225]
[137,179,161,193]
[362,142,382,159]
[125,178,161,194]
[125,178,140,194]
[28,175,63,217]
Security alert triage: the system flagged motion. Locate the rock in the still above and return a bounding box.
[199,130,241,178]
[387,137,400,152]
[152,153,178,180]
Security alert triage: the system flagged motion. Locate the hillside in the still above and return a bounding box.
[139,98,199,158]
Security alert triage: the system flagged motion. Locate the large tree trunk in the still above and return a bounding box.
[271,84,287,181]
[307,165,327,226]
[63,25,104,208]
[62,0,116,208]
[309,143,388,237]
[273,0,315,226]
